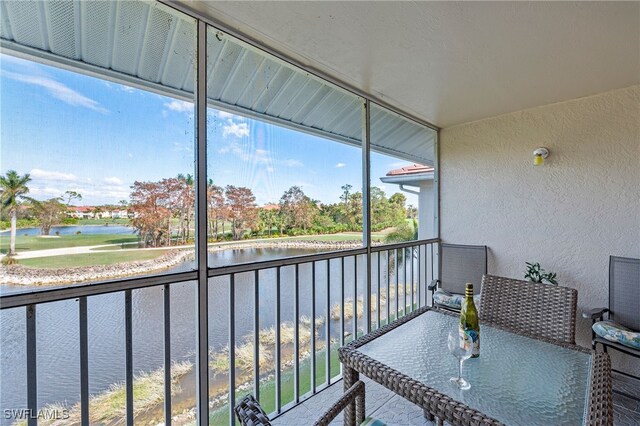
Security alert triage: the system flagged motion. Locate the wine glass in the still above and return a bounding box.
[447,329,472,390]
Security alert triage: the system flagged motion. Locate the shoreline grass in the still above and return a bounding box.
[12,361,192,426]
[17,250,169,269]
[209,345,342,425]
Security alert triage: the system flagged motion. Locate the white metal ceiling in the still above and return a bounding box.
[0,0,435,165]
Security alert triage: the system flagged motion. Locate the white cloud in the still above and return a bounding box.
[223,121,250,138]
[266,167,275,173]
[218,143,273,166]
[283,159,304,168]
[29,186,65,197]
[103,177,123,185]
[2,70,108,113]
[335,163,346,168]
[25,168,134,204]
[30,169,77,182]
[164,99,193,113]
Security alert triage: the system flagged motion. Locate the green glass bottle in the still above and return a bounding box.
[459,283,480,358]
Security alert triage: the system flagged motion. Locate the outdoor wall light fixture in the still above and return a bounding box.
[533,147,550,166]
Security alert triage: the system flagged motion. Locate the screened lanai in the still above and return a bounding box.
[0,0,436,165]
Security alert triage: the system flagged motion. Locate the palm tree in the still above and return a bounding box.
[0,170,32,256]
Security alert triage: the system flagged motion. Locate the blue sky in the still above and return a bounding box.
[0,53,418,207]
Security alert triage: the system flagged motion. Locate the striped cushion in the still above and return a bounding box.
[361,417,386,426]
[593,320,640,350]
[433,289,481,310]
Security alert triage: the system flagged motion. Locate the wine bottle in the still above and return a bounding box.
[459,282,480,358]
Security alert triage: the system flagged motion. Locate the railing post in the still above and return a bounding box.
[340,257,345,348]
[163,285,172,426]
[325,259,331,385]
[376,251,381,329]
[229,275,236,425]
[311,262,316,392]
[417,245,421,308]
[26,304,36,426]
[395,249,399,319]
[294,265,300,402]
[275,267,282,410]
[79,297,89,426]
[353,257,358,340]
[253,270,260,401]
[125,290,133,426]
[386,251,391,325]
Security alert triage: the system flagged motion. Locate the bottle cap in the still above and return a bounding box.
[465,283,473,296]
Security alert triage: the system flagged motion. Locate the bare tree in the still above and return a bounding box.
[279,186,317,231]
[130,181,173,247]
[225,185,257,240]
[33,198,67,236]
[207,181,225,240]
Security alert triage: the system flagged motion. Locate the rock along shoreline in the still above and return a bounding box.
[0,240,365,286]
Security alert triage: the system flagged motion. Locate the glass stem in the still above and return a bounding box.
[458,359,463,381]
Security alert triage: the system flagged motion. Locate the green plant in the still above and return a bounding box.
[1,255,18,266]
[524,262,558,285]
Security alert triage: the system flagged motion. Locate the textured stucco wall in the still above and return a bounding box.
[440,85,639,373]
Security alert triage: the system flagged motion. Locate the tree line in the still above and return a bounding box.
[1,169,415,254]
[128,177,411,247]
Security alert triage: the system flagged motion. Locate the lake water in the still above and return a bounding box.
[0,247,416,425]
[0,225,135,236]
[0,225,426,424]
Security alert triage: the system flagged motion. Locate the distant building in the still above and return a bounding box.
[68,206,95,219]
[110,209,129,219]
[67,206,131,219]
[380,164,435,239]
[261,203,280,211]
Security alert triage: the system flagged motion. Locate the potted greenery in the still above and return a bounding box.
[524,262,558,285]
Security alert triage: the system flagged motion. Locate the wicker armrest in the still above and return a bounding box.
[313,381,365,426]
[582,307,609,320]
[427,279,440,291]
[235,394,272,426]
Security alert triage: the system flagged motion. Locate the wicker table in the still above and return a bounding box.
[338,306,612,426]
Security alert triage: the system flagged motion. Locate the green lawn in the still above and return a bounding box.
[0,233,139,254]
[281,231,387,243]
[18,249,168,269]
[209,346,342,424]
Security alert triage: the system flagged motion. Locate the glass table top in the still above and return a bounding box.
[358,310,591,425]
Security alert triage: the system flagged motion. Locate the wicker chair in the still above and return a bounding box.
[479,274,577,344]
[235,380,369,426]
[428,243,487,312]
[583,256,639,401]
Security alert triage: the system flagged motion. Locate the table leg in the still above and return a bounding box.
[356,385,365,425]
[343,367,359,426]
[423,408,434,421]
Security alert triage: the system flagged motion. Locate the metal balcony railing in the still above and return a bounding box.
[0,238,438,426]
